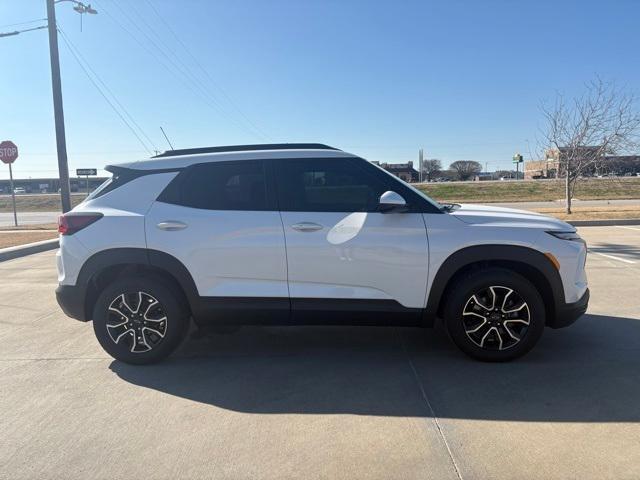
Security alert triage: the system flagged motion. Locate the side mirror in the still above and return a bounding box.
[378,191,407,213]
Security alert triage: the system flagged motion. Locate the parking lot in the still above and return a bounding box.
[1,225,639,480]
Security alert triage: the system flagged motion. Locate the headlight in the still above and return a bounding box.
[547,231,583,242]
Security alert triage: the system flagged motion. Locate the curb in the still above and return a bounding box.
[568,219,640,227]
[0,238,59,262]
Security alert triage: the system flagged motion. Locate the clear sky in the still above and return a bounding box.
[1,0,639,179]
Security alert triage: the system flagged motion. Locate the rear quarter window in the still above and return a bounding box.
[157,160,274,211]
[86,167,181,202]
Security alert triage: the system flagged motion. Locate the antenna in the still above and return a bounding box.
[160,126,174,150]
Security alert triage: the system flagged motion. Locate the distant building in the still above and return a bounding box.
[525,147,640,179]
[604,155,640,175]
[524,159,558,179]
[474,172,499,181]
[371,161,419,182]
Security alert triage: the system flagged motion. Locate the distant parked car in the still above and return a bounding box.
[13,187,26,194]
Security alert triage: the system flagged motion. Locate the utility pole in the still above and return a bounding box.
[2,1,96,212]
[418,148,423,183]
[46,0,72,213]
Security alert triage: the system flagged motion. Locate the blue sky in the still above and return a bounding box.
[1,0,639,179]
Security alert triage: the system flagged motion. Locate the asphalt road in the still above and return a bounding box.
[1,226,639,479]
[0,211,59,226]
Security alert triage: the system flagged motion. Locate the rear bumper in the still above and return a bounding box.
[56,284,89,322]
[551,288,589,329]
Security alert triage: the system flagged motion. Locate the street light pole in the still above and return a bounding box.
[46,0,72,213]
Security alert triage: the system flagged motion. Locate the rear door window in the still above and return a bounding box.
[160,160,273,211]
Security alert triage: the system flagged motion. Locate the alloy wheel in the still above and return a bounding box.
[106,291,168,353]
[462,285,530,351]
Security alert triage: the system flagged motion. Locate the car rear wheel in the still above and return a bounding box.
[444,268,545,361]
[92,276,189,364]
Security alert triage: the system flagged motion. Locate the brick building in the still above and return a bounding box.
[371,161,419,182]
[525,146,639,179]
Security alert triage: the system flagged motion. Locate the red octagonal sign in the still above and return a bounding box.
[0,140,18,164]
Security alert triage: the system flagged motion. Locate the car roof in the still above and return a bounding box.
[109,145,357,171]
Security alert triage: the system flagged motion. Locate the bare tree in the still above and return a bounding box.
[449,160,482,181]
[421,159,442,181]
[541,78,640,213]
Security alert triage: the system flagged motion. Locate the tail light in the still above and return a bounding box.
[58,213,103,235]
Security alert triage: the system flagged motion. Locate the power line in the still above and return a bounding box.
[126,0,270,141]
[111,0,268,141]
[110,0,224,109]
[141,0,271,141]
[0,18,47,29]
[93,1,234,131]
[57,27,158,152]
[0,25,48,37]
[57,27,154,155]
[94,0,269,141]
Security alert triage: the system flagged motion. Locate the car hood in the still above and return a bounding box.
[449,203,573,230]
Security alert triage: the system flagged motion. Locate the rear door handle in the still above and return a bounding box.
[291,222,323,232]
[157,221,187,231]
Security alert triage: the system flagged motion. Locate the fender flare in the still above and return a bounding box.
[423,244,564,324]
[76,248,199,318]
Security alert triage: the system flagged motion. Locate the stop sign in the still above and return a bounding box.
[0,141,18,164]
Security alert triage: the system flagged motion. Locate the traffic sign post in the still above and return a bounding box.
[0,141,19,227]
[76,168,97,195]
[513,153,524,180]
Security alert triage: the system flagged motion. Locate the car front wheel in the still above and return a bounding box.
[444,268,545,361]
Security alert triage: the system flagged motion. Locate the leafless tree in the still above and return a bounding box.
[540,78,640,213]
[449,160,482,181]
[421,159,442,181]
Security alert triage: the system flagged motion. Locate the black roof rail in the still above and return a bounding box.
[151,143,340,158]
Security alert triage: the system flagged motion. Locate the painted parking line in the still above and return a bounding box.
[588,250,636,264]
[615,226,640,232]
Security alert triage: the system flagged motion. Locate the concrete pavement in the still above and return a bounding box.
[1,226,639,479]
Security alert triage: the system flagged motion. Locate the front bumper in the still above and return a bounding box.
[56,284,89,322]
[551,288,589,329]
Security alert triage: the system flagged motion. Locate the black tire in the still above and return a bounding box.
[92,275,189,365]
[444,268,545,361]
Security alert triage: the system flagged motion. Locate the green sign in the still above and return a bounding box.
[512,154,523,163]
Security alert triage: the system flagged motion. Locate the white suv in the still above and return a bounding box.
[55,144,589,364]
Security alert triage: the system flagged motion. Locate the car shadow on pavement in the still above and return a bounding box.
[110,313,640,422]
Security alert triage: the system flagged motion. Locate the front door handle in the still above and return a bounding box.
[157,221,187,231]
[291,222,323,232]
